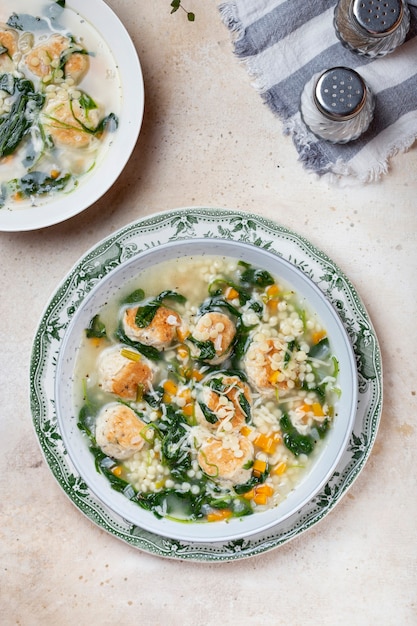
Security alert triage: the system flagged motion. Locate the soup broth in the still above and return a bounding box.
[0,0,121,209]
[75,256,341,524]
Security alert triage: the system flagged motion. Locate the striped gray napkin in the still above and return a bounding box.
[220,0,417,182]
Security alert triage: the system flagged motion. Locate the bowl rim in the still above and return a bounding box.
[0,0,144,232]
[54,236,359,543]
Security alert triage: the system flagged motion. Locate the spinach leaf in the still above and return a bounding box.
[316,418,330,439]
[280,413,315,456]
[207,378,228,393]
[78,404,96,439]
[208,277,251,305]
[94,112,118,135]
[234,468,269,495]
[231,317,257,366]
[160,406,192,481]
[198,296,240,318]
[187,336,217,361]
[8,1,65,30]
[137,485,253,521]
[68,96,119,136]
[114,325,162,361]
[134,290,186,328]
[309,337,330,360]
[85,314,107,339]
[137,488,208,520]
[238,392,251,422]
[122,288,145,305]
[91,447,132,493]
[0,75,45,158]
[46,0,66,25]
[143,387,164,408]
[238,261,274,288]
[197,401,219,425]
[0,74,14,94]
[7,13,50,31]
[135,302,160,328]
[302,380,326,402]
[249,300,264,315]
[78,92,98,114]
[17,171,71,196]
[283,339,299,368]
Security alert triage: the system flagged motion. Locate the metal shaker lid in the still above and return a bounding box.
[352,0,404,36]
[314,67,367,121]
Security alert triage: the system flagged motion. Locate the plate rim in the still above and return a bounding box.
[30,207,383,561]
[0,0,144,232]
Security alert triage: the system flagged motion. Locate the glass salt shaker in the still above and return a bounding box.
[334,0,410,57]
[300,67,375,144]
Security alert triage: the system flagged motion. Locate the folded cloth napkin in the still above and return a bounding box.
[219,0,417,182]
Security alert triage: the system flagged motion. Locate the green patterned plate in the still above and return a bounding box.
[30,208,382,561]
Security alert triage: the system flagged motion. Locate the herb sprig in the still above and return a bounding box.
[170,0,195,21]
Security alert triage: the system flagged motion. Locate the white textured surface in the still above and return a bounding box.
[0,1,416,624]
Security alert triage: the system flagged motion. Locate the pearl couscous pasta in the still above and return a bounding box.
[76,256,341,523]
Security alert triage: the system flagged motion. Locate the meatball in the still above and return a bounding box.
[95,403,146,460]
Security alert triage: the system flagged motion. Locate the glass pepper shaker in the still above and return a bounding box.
[334,0,410,57]
[300,67,375,144]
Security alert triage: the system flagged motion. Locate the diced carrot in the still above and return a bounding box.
[267,299,279,313]
[163,380,178,395]
[191,369,204,382]
[183,403,194,417]
[207,509,233,523]
[271,461,287,476]
[243,489,255,500]
[253,433,278,454]
[299,403,312,414]
[90,337,104,347]
[312,402,325,417]
[240,425,252,437]
[265,284,280,312]
[225,287,239,300]
[255,484,274,496]
[50,169,60,179]
[268,370,280,385]
[178,387,192,401]
[252,458,267,477]
[312,330,327,344]
[253,484,274,505]
[111,466,123,477]
[266,284,280,298]
[253,492,268,505]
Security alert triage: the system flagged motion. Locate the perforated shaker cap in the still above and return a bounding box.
[314,67,367,121]
[352,0,403,36]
